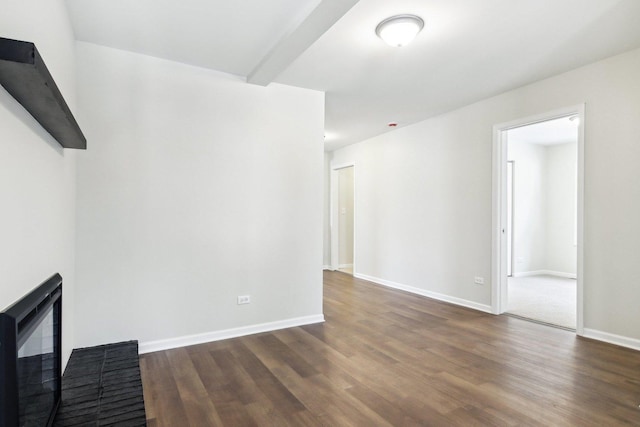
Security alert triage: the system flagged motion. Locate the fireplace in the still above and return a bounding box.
[0,274,62,427]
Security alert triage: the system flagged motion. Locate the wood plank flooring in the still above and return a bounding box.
[140,271,640,426]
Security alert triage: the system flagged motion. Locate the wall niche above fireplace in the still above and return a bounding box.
[0,37,86,150]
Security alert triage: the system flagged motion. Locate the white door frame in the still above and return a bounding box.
[491,104,585,335]
[507,160,515,278]
[330,162,356,272]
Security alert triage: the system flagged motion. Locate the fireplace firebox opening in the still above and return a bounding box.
[1,273,62,427]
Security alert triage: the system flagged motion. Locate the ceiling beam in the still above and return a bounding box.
[247,0,359,86]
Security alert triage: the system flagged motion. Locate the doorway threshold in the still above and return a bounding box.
[503,313,576,332]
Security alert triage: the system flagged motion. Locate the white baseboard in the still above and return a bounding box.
[354,273,492,314]
[513,270,576,279]
[138,314,325,354]
[322,265,332,270]
[513,270,545,277]
[581,328,640,352]
[547,270,577,279]
[338,263,353,269]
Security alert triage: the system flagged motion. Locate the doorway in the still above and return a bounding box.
[330,163,355,274]
[507,117,578,329]
[492,106,584,334]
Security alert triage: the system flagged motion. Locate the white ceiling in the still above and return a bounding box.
[64,0,640,151]
[65,0,322,76]
[508,116,578,146]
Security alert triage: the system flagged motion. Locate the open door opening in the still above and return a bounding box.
[506,118,578,329]
[330,163,355,275]
[337,167,354,274]
[493,106,584,334]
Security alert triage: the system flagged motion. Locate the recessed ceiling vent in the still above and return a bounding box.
[0,37,87,149]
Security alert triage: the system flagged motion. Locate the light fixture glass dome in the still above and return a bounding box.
[376,15,424,47]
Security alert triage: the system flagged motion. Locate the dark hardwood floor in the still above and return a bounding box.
[140,271,640,426]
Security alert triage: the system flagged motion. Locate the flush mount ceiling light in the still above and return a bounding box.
[376,14,424,47]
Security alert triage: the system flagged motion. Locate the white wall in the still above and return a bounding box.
[508,142,548,274]
[331,47,640,342]
[0,0,77,366]
[74,42,324,348]
[546,142,577,275]
[508,141,577,277]
[338,167,354,266]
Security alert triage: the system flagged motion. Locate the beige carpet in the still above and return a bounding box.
[507,275,576,329]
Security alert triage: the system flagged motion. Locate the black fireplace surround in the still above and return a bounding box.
[0,273,62,427]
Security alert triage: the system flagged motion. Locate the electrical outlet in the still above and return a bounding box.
[474,277,485,285]
[237,295,251,305]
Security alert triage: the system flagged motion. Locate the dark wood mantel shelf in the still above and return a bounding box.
[0,37,86,149]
